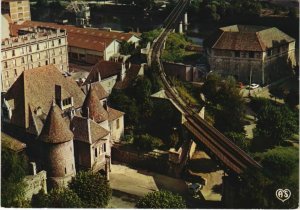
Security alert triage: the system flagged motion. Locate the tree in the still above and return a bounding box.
[253,104,298,149]
[225,131,249,151]
[201,73,221,103]
[119,41,136,55]
[133,134,163,151]
[32,188,83,208]
[284,90,299,109]
[36,0,48,7]
[136,190,186,208]
[288,7,297,19]
[1,147,28,207]
[214,77,245,133]
[109,90,140,126]
[69,171,112,208]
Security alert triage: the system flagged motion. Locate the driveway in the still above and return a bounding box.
[108,163,188,208]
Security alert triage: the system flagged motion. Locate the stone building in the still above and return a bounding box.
[10,20,141,64]
[163,61,206,82]
[205,25,296,85]
[2,65,125,188]
[38,102,76,188]
[1,0,31,23]
[1,26,68,92]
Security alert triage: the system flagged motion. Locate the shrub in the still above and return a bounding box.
[69,171,112,208]
[133,134,163,151]
[136,190,186,208]
[31,188,83,208]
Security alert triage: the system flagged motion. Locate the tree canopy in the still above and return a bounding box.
[1,147,28,207]
[69,171,112,208]
[253,103,298,149]
[136,190,186,208]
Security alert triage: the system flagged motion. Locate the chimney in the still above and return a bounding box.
[103,100,108,111]
[87,107,90,119]
[85,83,91,94]
[120,62,126,81]
[30,162,37,175]
[98,71,101,82]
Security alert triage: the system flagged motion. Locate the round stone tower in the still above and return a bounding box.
[39,102,76,189]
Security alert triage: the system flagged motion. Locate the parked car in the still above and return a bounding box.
[188,183,203,196]
[250,83,260,89]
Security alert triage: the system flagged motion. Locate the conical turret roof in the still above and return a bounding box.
[39,102,73,144]
[82,87,108,123]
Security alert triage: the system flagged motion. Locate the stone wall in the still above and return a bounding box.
[112,139,196,178]
[23,170,47,200]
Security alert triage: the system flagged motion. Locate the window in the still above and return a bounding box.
[29,46,32,52]
[116,119,120,129]
[18,7,22,11]
[5,71,9,78]
[53,58,56,64]
[267,49,272,56]
[102,143,106,153]
[4,62,8,68]
[14,69,17,77]
[95,148,98,157]
[241,52,247,58]
[58,39,61,45]
[17,1,22,4]
[38,62,41,67]
[65,167,67,174]
[234,51,240,58]
[52,40,54,46]
[249,52,254,58]
[30,55,33,61]
[37,44,39,50]
[62,98,72,106]
[45,60,48,65]
[12,50,15,56]
[21,57,25,63]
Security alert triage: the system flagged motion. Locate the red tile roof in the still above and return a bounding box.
[108,107,124,121]
[39,103,74,144]
[82,87,109,123]
[72,116,109,144]
[207,25,295,52]
[5,65,85,129]
[10,20,140,52]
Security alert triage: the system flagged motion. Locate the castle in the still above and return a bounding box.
[2,65,124,188]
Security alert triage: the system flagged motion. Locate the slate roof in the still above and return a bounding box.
[39,103,73,144]
[5,65,85,129]
[72,116,109,144]
[82,87,109,123]
[206,25,295,52]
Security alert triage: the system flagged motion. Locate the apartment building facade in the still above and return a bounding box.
[1,27,68,92]
[1,0,31,23]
